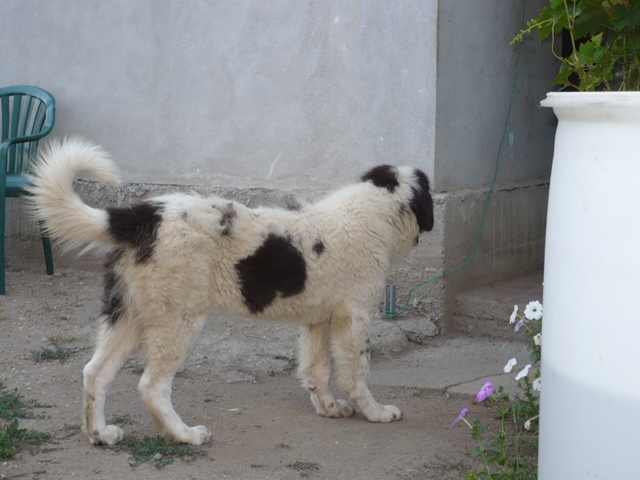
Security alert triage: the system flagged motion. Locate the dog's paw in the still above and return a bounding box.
[87,424,124,446]
[364,404,403,423]
[333,399,356,418]
[179,425,213,445]
[321,399,356,418]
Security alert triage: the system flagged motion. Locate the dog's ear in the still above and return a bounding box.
[361,165,399,192]
[410,169,434,232]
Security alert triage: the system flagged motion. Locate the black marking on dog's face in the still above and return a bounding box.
[312,239,325,256]
[220,202,236,236]
[235,234,307,314]
[102,248,125,326]
[361,165,399,192]
[107,202,162,263]
[410,169,434,232]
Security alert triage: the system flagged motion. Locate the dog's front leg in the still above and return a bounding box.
[297,323,355,418]
[330,309,402,423]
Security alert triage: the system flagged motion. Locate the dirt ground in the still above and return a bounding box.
[1,265,489,480]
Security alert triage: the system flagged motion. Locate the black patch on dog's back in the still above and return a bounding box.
[312,239,325,255]
[411,169,434,232]
[361,165,399,192]
[107,202,162,263]
[235,234,307,314]
[102,248,125,326]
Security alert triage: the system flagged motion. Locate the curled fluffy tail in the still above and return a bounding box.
[28,138,123,251]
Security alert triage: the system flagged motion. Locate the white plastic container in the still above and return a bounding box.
[539,92,640,479]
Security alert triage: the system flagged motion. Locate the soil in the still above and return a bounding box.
[1,265,489,480]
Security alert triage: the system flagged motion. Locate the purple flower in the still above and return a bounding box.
[451,407,469,426]
[514,318,526,332]
[476,381,495,403]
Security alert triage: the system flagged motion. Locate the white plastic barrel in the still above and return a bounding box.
[539,92,640,479]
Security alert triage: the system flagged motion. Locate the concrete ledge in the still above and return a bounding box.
[454,273,543,340]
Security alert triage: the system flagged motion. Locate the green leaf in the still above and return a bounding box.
[611,2,640,29]
[572,1,611,39]
[551,62,574,87]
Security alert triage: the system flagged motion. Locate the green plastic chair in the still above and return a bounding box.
[0,85,56,295]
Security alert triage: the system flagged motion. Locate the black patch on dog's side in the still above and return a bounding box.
[107,202,162,263]
[312,239,325,256]
[410,169,434,232]
[102,248,125,326]
[361,165,399,192]
[235,234,307,314]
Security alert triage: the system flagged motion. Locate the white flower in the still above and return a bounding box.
[532,377,541,391]
[515,364,531,381]
[509,305,519,324]
[524,419,532,431]
[533,333,542,346]
[503,358,518,373]
[524,301,543,321]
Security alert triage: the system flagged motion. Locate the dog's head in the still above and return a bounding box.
[361,164,434,234]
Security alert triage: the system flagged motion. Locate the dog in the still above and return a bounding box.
[28,138,434,446]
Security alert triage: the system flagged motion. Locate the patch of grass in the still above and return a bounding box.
[30,337,85,364]
[0,383,51,420]
[411,388,429,399]
[103,435,206,469]
[286,461,320,478]
[0,419,53,459]
[0,383,53,460]
[47,335,77,344]
[30,345,78,364]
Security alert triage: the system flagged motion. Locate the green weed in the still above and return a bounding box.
[30,337,85,364]
[0,383,50,421]
[286,461,320,478]
[0,383,53,459]
[103,435,206,469]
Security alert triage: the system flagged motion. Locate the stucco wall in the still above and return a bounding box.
[435,1,556,192]
[1,0,437,191]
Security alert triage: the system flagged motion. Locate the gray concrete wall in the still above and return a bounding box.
[1,0,437,190]
[435,0,556,192]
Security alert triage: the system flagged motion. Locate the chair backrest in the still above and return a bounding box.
[0,85,56,175]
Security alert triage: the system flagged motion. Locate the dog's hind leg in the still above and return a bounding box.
[83,320,141,445]
[297,323,355,418]
[137,316,212,445]
[330,309,402,423]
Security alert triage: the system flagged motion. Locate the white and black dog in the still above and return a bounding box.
[28,139,434,446]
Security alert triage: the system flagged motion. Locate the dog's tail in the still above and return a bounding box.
[28,138,123,252]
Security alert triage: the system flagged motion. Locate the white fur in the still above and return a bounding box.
[29,138,431,446]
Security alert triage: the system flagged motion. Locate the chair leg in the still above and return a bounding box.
[1,210,5,296]
[39,222,54,275]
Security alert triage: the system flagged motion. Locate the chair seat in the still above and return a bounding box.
[5,173,33,197]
